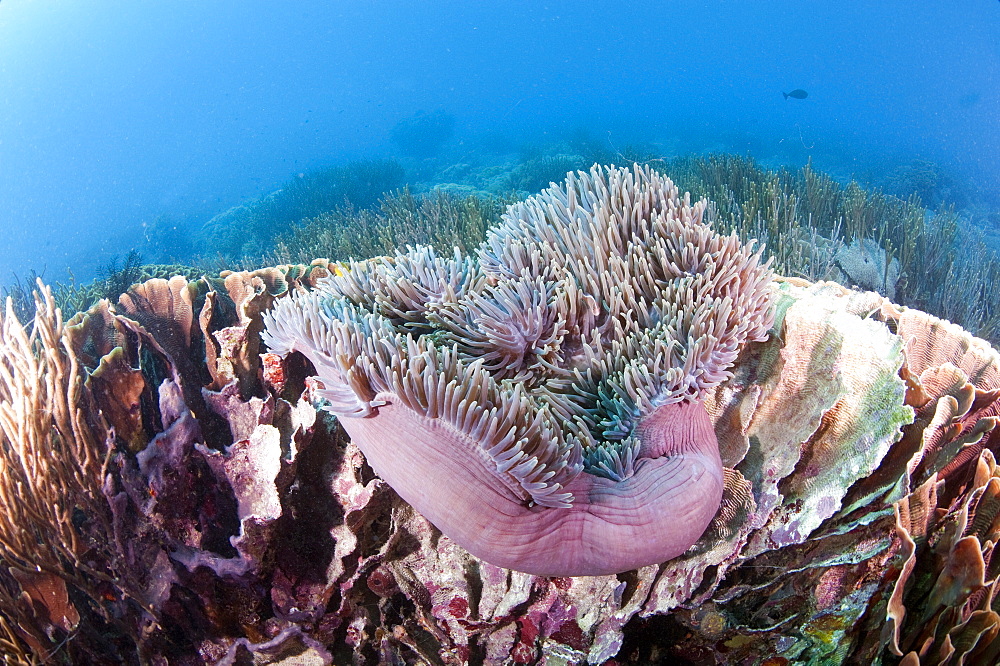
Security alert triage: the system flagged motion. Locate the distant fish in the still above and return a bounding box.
[958,91,981,108]
[783,89,808,100]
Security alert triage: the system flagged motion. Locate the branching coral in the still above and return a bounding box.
[0,281,116,657]
[262,164,775,576]
[272,187,512,266]
[666,155,1000,345]
[0,282,111,574]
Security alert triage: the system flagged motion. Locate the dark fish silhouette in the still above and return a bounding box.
[783,89,808,100]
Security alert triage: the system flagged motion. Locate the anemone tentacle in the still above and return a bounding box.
[262,163,775,575]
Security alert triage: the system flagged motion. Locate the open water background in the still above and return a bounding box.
[0,0,997,283]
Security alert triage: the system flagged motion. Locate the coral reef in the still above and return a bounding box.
[506,154,595,194]
[272,187,513,265]
[663,155,1000,342]
[0,269,46,323]
[0,266,340,663]
[666,156,947,292]
[419,150,1000,342]
[0,165,999,663]
[55,250,201,319]
[3,258,208,329]
[197,159,406,260]
[885,158,965,210]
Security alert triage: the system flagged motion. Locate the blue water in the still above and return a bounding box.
[1,1,997,284]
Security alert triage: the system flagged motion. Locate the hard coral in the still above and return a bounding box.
[262,164,775,576]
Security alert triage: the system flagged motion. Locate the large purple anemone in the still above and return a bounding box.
[262,164,774,576]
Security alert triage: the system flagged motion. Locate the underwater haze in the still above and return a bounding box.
[0,0,998,284]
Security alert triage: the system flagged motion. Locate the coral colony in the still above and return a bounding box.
[0,165,998,664]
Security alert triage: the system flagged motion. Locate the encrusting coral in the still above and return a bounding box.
[262,164,775,576]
